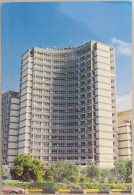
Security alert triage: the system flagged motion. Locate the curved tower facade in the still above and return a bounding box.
[18,41,117,169]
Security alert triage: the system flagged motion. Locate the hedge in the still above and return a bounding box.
[98,177,104,183]
[29,182,68,189]
[48,176,54,182]
[127,175,132,183]
[69,176,78,184]
[2,181,132,190]
[79,182,132,190]
[3,182,30,189]
[108,177,116,184]
[79,176,90,183]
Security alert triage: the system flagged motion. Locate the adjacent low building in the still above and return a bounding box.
[117,110,132,160]
[2,91,19,167]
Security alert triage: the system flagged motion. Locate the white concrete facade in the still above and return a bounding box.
[117,110,132,160]
[17,41,117,169]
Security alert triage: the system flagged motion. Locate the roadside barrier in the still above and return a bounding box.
[121,189,131,193]
[98,189,109,194]
[112,189,122,194]
[42,189,58,194]
[83,189,99,194]
[70,189,83,194]
[111,189,131,194]
[59,189,71,193]
[25,189,43,194]
[25,188,131,194]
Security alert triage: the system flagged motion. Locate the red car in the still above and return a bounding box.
[2,186,28,194]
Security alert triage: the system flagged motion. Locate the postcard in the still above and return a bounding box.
[1,1,133,194]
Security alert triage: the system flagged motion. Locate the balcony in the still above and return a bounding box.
[50,145,79,149]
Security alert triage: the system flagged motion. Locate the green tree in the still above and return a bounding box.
[81,163,100,179]
[114,159,132,182]
[44,160,79,182]
[100,169,110,178]
[32,158,46,181]
[114,159,126,180]
[125,159,132,182]
[10,154,45,182]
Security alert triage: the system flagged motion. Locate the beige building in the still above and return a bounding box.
[117,110,132,160]
[2,91,19,167]
[18,41,117,169]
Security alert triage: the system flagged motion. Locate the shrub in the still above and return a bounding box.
[31,182,131,190]
[3,181,132,190]
[79,182,132,190]
[127,175,132,183]
[115,179,122,184]
[81,163,100,179]
[108,177,116,184]
[48,176,54,182]
[69,176,78,184]
[100,169,110,179]
[3,182,30,189]
[10,154,45,182]
[110,183,127,189]
[98,177,104,183]
[44,161,79,182]
[79,176,90,183]
[127,183,132,190]
[29,182,67,189]
[80,182,110,189]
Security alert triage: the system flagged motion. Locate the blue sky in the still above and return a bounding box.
[1,1,132,111]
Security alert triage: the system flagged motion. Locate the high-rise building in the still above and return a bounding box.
[18,41,117,169]
[117,110,132,160]
[2,91,19,167]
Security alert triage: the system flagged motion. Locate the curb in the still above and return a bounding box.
[98,189,109,194]
[42,189,58,194]
[59,189,71,194]
[121,189,131,193]
[25,189,132,194]
[25,189,43,194]
[84,189,99,194]
[70,189,83,194]
[111,189,131,194]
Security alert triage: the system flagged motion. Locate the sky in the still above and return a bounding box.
[1,1,132,111]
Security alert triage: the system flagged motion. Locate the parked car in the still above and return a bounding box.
[2,186,28,194]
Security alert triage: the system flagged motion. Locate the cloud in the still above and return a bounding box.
[111,38,131,55]
[116,91,132,112]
